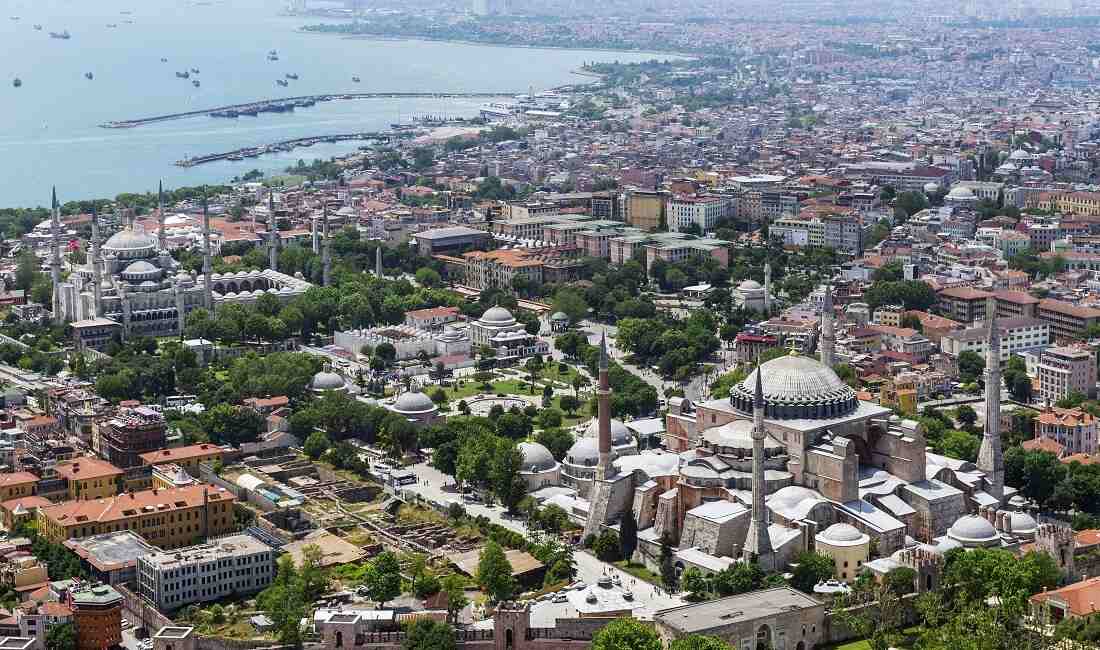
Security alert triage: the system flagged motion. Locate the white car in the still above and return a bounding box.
[551,593,568,603]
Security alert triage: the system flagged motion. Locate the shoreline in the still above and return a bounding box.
[293,28,697,60]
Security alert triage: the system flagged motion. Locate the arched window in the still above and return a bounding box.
[756,624,772,650]
[335,631,343,648]
[506,629,514,649]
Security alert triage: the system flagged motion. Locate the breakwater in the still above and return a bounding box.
[99,91,514,128]
[175,132,393,167]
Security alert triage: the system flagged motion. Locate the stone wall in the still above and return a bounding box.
[118,584,172,634]
[678,509,748,557]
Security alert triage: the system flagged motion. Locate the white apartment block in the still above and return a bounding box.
[1039,346,1098,404]
[940,317,1049,364]
[667,197,727,232]
[137,534,275,611]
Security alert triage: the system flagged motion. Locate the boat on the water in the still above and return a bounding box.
[32,24,42,30]
[352,76,361,82]
[176,71,190,79]
[190,68,200,74]
[285,73,298,80]
[276,79,289,87]
[84,72,93,80]
[106,23,118,28]
[49,30,71,39]
[160,57,168,63]
[12,78,21,88]
[192,80,200,87]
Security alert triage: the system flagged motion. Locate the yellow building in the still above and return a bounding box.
[138,443,226,478]
[37,483,236,548]
[815,523,871,582]
[880,378,917,416]
[54,457,124,501]
[0,472,39,502]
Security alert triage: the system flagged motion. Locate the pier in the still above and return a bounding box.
[99,91,514,129]
[175,132,394,167]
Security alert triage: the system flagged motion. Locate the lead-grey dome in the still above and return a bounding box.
[310,371,347,392]
[584,418,633,446]
[701,420,785,453]
[393,391,435,413]
[817,523,868,546]
[566,437,599,466]
[947,515,999,546]
[518,442,557,473]
[730,353,858,420]
[480,306,515,325]
[104,228,158,255]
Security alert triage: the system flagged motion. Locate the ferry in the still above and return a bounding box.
[49,30,71,39]
[285,73,298,80]
[176,71,190,79]
[479,102,514,119]
[276,79,289,87]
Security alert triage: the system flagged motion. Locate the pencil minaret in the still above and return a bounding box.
[50,187,62,323]
[977,313,1004,502]
[91,205,103,318]
[267,191,279,272]
[158,180,167,251]
[201,189,213,312]
[321,204,332,287]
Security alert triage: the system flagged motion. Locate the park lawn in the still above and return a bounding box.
[612,560,663,586]
[549,396,588,427]
[539,363,583,387]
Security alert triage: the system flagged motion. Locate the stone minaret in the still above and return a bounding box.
[267,191,279,272]
[158,180,167,251]
[321,205,332,287]
[742,364,774,569]
[596,333,614,481]
[91,205,102,318]
[50,187,62,323]
[174,275,186,337]
[764,260,772,315]
[820,284,835,368]
[201,189,213,312]
[978,313,1005,502]
[375,246,383,278]
[311,213,320,254]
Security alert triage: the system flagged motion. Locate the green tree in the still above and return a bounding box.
[442,574,468,624]
[957,350,985,384]
[619,508,638,562]
[202,403,264,446]
[366,551,403,606]
[790,552,834,593]
[680,567,709,601]
[44,622,76,650]
[552,287,589,323]
[592,530,621,562]
[659,532,677,591]
[955,405,978,428]
[303,431,331,460]
[402,619,455,650]
[590,618,662,650]
[668,636,733,650]
[476,540,515,603]
[535,428,573,460]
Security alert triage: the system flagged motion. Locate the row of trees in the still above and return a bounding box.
[615,310,721,380]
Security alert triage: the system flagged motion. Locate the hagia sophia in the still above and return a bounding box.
[523,291,1082,585]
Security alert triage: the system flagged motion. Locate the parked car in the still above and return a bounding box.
[551,593,568,603]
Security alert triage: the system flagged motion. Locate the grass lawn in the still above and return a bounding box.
[612,559,663,586]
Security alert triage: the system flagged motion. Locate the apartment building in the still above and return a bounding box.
[97,407,167,470]
[53,457,124,501]
[0,473,38,502]
[462,247,582,291]
[1039,346,1098,403]
[1037,299,1100,341]
[770,216,825,248]
[667,196,728,232]
[137,534,275,611]
[939,317,1050,364]
[840,163,951,192]
[993,291,1040,319]
[823,214,864,256]
[504,202,559,221]
[1035,407,1098,456]
[138,444,227,478]
[1030,191,1100,217]
[937,287,994,324]
[37,484,236,548]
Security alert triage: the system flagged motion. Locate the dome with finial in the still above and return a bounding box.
[730,352,858,420]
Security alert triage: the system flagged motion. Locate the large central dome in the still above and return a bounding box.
[104,228,158,258]
[730,353,858,420]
